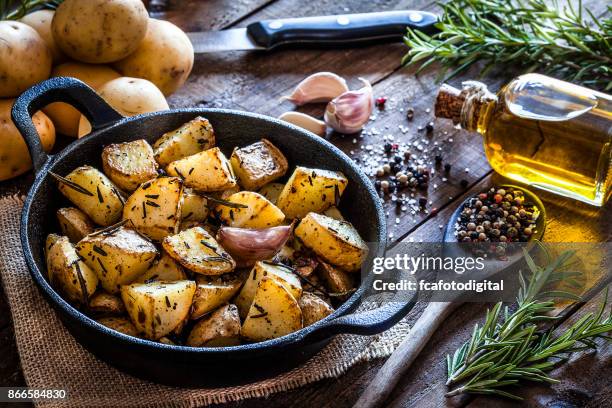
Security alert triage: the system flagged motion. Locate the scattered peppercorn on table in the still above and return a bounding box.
[1,0,610,406]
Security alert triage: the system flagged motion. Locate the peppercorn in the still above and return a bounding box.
[374,180,381,190]
[376,97,387,108]
[406,108,414,121]
[460,179,469,188]
[444,163,452,173]
[434,155,443,164]
[394,155,402,164]
[404,151,411,159]
[426,122,434,133]
[384,143,392,153]
[418,197,427,207]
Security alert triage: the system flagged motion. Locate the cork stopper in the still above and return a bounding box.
[435,84,465,124]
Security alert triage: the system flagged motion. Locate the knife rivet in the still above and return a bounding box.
[336,16,350,25]
[408,12,423,23]
[268,21,283,29]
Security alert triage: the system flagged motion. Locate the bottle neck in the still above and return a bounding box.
[435,81,498,133]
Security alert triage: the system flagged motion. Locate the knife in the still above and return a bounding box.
[187,10,439,53]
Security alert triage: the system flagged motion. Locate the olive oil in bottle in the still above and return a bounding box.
[436,73,611,206]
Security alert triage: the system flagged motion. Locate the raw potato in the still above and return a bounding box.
[0,100,55,181]
[162,227,235,275]
[187,304,241,347]
[230,139,288,190]
[57,165,124,226]
[89,292,125,315]
[57,207,95,242]
[298,292,334,326]
[76,226,158,293]
[47,236,98,305]
[216,191,285,228]
[0,21,51,98]
[20,10,65,63]
[317,261,355,294]
[191,275,243,319]
[52,0,148,63]
[241,277,303,341]
[135,251,187,283]
[114,18,194,96]
[295,212,368,272]
[97,316,140,337]
[166,147,236,192]
[181,188,209,222]
[102,139,158,192]
[43,63,120,137]
[277,166,348,219]
[122,176,183,241]
[121,280,196,339]
[258,182,284,204]
[153,116,215,168]
[78,77,169,137]
[235,261,302,318]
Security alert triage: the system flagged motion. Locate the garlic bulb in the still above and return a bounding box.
[324,78,373,134]
[278,111,326,136]
[281,72,349,105]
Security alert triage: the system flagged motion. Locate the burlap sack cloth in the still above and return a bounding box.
[0,194,411,407]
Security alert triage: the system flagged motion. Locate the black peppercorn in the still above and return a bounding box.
[394,155,402,164]
[434,155,443,164]
[444,163,451,173]
[460,179,469,188]
[374,180,381,190]
[418,197,427,207]
[384,143,392,153]
[406,108,414,121]
[426,122,434,133]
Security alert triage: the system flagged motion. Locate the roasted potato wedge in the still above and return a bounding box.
[76,226,158,293]
[89,292,125,315]
[123,176,183,241]
[295,212,367,272]
[153,116,215,167]
[101,139,158,192]
[317,261,355,294]
[258,182,284,204]
[235,261,302,318]
[216,191,285,228]
[97,316,140,337]
[276,166,348,219]
[121,280,196,339]
[241,277,302,341]
[47,236,98,305]
[230,139,288,190]
[167,147,236,192]
[162,226,235,275]
[323,206,345,221]
[56,166,124,226]
[57,207,95,242]
[209,185,241,202]
[191,274,243,319]
[45,233,62,276]
[181,188,209,222]
[187,303,241,347]
[298,292,334,326]
[135,251,187,283]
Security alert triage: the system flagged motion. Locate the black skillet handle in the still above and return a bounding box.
[247,10,438,49]
[12,77,123,174]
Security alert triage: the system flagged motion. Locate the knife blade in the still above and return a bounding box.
[187,10,438,54]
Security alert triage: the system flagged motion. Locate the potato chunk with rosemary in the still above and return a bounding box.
[57,207,95,242]
[153,116,215,167]
[298,292,334,326]
[235,261,302,319]
[55,166,124,226]
[191,274,244,319]
[258,182,284,204]
[47,236,98,305]
[101,139,158,192]
[216,191,285,228]
[134,251,187,283]
[167,147,236,192]
[76,226,158,293]
[187,304,241,347]
[276,166,348,219]
[230,139,288,190]
[295,212,367,272]
[97,316,140,337]
[122,176,183,241]
[89,292,125,315]
[317,261,355,295]
[241,277,302,341]
[121,280,196,340]
[181,188,209,222]
[162,226,235,275]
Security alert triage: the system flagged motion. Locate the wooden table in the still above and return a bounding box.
[1,1,610,406]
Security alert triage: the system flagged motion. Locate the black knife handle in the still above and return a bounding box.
[246,10,438,49]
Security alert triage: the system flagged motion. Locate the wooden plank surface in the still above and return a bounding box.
[0,0,610,406]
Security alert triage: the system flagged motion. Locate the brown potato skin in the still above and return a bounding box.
[230,139,289,191]
[187,304,241,347]
[56,207,95,242]
[298,292,334,326]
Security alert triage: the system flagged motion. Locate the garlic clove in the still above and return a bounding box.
[278,111,326,137]
[324,78,373,134]
[281,72,349,106]
[216,225,292,267]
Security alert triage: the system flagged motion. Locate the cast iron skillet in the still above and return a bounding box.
[13,77,416,387]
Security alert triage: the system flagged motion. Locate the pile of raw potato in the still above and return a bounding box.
[0,0,193,181]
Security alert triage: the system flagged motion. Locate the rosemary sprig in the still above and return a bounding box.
[403,0,612,90]
[0,0,62,20]
[445,243,612,400]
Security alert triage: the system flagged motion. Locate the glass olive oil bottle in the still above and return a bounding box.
[436,73,611,206]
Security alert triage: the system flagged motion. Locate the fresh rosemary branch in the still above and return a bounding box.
[403,0,612,91]
[0,0,62,20]
[445,243,612,400]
